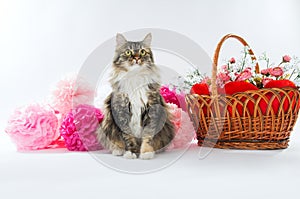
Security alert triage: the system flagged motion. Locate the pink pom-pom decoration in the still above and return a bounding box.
[51,74,95,120]
[167,103,195,150]
[174,89,187,111]
[160,85,187,111]
[160,85,180,108]
[5,104,59,151]
[60,104,104,151]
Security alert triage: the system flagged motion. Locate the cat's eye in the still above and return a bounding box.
[125,50,132,56]
[140,49,146,56]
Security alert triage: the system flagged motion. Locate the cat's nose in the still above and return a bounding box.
[134,56,139,61]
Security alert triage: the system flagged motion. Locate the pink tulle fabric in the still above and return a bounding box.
[60,104,104,151]
[5,104,59,151]
[167,103,195,150]
[51,74,95,120]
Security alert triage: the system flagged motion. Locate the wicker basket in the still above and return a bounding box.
[186,34,300,150]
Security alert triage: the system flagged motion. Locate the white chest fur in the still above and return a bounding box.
[116,65,159,138]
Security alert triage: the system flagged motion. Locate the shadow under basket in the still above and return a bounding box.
[186,34,300,150]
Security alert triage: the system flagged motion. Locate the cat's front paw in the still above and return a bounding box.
[112,149,125,156]
[139,152,155,160]
[123,151,137,159]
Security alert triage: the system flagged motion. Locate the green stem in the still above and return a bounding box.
[289,69,296,80]
[241,50,247,71]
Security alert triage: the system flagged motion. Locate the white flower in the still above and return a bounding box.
[231,63,240,72]
[294,79,300,87]
[229,72,236,81]
[283,63,293,72]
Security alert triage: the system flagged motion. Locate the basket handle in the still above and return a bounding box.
[211,34,260,98]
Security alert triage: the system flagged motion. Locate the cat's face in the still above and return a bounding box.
[113,33,154,69]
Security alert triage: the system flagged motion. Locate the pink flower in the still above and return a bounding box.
[5,104,59,151]
[262,77,273,86]
[269,67,284,77]
[245,67,252,71]
[217,72,231,82]
[235,68,253,81]
[229,57,236,64]
[217,72,231,88]
[221,65,228,71]
[283,55,291,63]
[200,76,211,84]
[261,68,271,75]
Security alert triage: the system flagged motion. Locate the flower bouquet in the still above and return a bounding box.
[185,34,300,150]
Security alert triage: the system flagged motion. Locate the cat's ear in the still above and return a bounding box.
[116,33,127,48]
[142,33,152,47]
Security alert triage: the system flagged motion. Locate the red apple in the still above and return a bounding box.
[262,80,298,115]
[257,91,299,115]
[224,81,259,116]
[256,92,277,115]
[264,79,296,89]
[190,83,210,116]
[224,81,259,95]
[217,87,226,95]
[190,83,210,95]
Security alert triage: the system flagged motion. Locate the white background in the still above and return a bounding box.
[1,0,300,199]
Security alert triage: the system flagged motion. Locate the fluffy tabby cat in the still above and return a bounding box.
[97,33,174,160]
